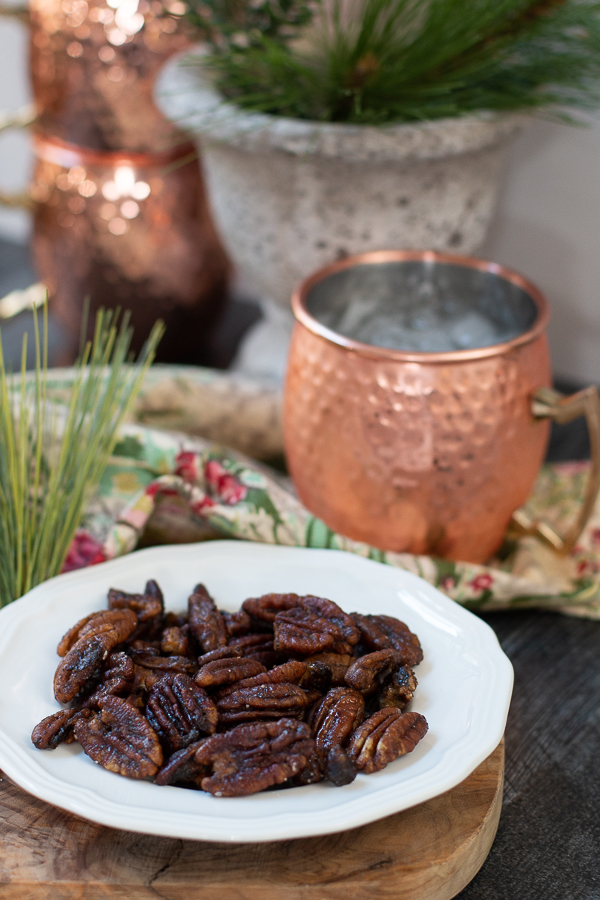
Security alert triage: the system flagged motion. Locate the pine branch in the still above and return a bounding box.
[0,309,164,606]
[184,0,600,123]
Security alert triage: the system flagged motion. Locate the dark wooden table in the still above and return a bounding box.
[1,239,600,899]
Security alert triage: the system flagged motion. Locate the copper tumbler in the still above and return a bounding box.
[284,251,600,563]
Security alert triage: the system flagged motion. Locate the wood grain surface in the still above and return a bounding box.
[0,742,503,900]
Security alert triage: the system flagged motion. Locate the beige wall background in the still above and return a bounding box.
[0,16,598,383]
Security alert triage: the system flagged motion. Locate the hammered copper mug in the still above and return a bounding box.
[284,250,600,564]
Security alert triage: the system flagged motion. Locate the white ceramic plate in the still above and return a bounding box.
[0,541,512,843]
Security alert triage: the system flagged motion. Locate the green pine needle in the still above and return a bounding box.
[184,0,600,123]
[0,307,164,606]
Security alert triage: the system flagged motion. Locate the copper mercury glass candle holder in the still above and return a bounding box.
[31,132,230,361]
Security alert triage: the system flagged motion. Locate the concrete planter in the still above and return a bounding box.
[158,58,525,378]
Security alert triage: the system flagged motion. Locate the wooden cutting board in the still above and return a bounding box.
[0,741,503,900]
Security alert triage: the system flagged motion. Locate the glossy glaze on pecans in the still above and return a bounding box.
[195,718,315,796]
[34,579,427,796]
[346,709,429,773]
[146,674,218,754]
[188,584,227,653]
[74,696,163,779]
[310,687,365,751]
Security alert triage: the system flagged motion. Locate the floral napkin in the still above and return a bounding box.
[66,422,600,620]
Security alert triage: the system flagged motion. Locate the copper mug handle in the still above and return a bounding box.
[0,104,36,209]
[509,385,600,554]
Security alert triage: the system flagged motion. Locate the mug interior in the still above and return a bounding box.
[305,260,539,354]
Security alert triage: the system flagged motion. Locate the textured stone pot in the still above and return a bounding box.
[158,57,525,378]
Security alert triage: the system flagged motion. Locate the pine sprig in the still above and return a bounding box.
[184,0,600,123]
[0,308,164,606]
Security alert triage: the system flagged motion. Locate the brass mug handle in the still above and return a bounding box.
[509,385,600,554]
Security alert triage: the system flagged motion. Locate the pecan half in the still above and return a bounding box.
[188,584,227,653]
[273,610,340,656]
[108,579,164,623]
[291,752,324,786]
[54,610,138,704]
[344,649,396,695]
[195,657,266,690]
[146,674,218,754]
[378,666,418,710]
[352,614,423,667]
[160,626,190,658]
[216,683,310,725]
[300,597,359,648]
[346,709,428,773]
[74,695,163,778]
[197,647,242,666]
[195,718,315,796]
[227,633,279,668]
[242,593,300,628]
[127,650,196,677]
[310,687,365,752]
[31,708,91,750]
[324,745,358,786]
[221,609,251,638]
[305,653,353,686]
[81,651,135,708]
[216,660,308,700]
[299,660,332,694]
[56,608,137,658]
[155,741,205,787]
[57,611,101,657]
[274,596,359,656]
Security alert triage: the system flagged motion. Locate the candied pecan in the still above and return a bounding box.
[57,609,137,659]
[325,745,358,786]
[57,611,101,657]
[195,657,266,690]
[274,596,359,656]
[197,647,241,666]
[160,626,190,657]
[347,709,428,774]
[242,593,300,628]
[188,584,227,653]
[216,660,308,699]
[75,696,163,778]
[227,633,280,668]
[216,683,310,725]
[221,609,251,638]
[274,609,340,655]
[31,708,91,750]
[131,663,161,694]
[155,741,205,787]
[195,718,315,796]
[128,640,160,654]
[344,650,396,695]
[127,650,196,677]
[292,752,324,786]
[352,614,423,667]
[54,619,136,704]
[300,597,359,647]
[305,653,353,686]
[146,674,217,754]
[378,666,418,710]
[299,660,332,694]
[310,687,365,752]
[228,634,274,656]
[82,651,135,708]
[108,579,164,623]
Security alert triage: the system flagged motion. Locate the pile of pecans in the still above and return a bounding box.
[32,581,428,797]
